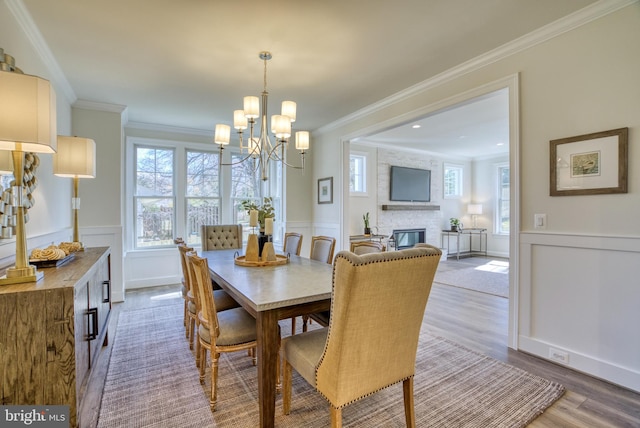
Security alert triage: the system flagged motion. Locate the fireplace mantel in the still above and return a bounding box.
[381,205,440,211]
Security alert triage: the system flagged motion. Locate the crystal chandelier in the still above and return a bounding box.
[213,51,309,181]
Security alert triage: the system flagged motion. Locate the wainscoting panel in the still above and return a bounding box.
[82,226,125,302]
[519,232,640,392]
[124,247,181,291]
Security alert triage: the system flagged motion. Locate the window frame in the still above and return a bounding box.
[443,163,464,199]
[495,162,510,235]
[349,152,368,196]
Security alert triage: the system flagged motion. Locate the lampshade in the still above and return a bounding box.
[0,71,57,153]
[233,110,248,130]
[295,131,309,150]
[281,101,296,122]
[467,204,483,215]
[272,115,291,139]
[53,136,96,178]
[214,124,231,145]
[243,96,259,119]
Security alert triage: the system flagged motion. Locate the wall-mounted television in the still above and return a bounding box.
[389,166,431,202]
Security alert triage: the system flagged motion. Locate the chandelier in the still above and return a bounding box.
[213,51,309,181]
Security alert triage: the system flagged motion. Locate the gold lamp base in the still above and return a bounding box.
[0,265,44,285]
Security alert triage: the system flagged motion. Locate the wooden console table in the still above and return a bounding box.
[0,247,112,428]
[441,229,487,260]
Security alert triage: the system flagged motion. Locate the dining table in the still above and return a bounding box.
[201,248,333,428]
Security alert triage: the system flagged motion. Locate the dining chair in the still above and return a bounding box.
[281,246,442,428]
[298,236,336,333]
[188,252,259,411]
[178,244,239,351]
[200,224,243,250]
[309,235,336,264]
[350,240,385,254]
[283,232,303,256]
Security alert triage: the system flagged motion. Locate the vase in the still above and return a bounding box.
[364,227,371,235]
[258,233,269,257]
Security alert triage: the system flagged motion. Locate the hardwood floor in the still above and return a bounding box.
[90,258,640,427]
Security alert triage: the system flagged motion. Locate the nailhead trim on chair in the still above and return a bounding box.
[315,245,442,409]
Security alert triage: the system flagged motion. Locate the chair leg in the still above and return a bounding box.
[210,351,220,411]
[188,317,195,350]
[403,377,416,428]
[283,360,292,415]
[195,330,201,368]
[291,316,297,335]
[330,406,342,428]
[183,299,188,327]
[199,342,207,385]
[302,315,309,332]
[276,339,281,393]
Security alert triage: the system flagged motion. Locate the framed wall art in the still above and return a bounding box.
[550,127,628,196]
[317,177,333,204]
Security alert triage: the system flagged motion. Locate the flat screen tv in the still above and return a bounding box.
[389,166,431,202]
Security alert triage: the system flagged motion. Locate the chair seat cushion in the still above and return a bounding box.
[214,289,240,312]
[199,307,256,346]
[282,328,328,387]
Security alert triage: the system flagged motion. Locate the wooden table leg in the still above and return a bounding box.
[257,309,279,428]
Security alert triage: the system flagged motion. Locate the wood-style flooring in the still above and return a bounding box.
[88,257,640,428]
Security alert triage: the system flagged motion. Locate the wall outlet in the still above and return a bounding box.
[549,347,569,364]
[534,214,547,230]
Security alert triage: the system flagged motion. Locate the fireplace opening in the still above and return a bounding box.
[393,228,426,250]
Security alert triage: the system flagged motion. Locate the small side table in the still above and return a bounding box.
[440,228,487,260]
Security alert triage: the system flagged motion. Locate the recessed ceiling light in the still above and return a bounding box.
[497,142,504,146]
[412,124,421,129]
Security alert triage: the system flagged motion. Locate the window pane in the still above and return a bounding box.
[349,154,366,193]
[186,150,219,197]
[444,164,462,198]
[186,198,220,246]
[231,154,260,199]
[497,165,510,234]
[136,147,173,196]
[135,197,174,247]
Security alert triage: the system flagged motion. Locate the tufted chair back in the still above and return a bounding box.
[201,224,243,250]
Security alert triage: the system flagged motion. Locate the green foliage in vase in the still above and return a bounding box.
[241,197,275,229]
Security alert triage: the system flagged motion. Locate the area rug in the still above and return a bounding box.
[434,258,509,298]
[98,301,563,427]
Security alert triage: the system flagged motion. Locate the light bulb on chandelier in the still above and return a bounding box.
[213,51,309,181]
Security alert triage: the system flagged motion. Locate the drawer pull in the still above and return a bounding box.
[87,307,98,341]
[102,280,111,303]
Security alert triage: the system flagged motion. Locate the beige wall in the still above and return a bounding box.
[312,5,640,391]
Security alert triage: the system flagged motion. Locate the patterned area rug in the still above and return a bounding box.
[98,299,563,427]
[435,258,509,297]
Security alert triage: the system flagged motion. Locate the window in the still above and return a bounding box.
[496,163,510,235]
[134,146,175,248]
[185,150,220,246]
[443,164,463,198]
[349,153,367,194]
[128,137,283,250]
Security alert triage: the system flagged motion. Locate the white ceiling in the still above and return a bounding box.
[19,0,597,156]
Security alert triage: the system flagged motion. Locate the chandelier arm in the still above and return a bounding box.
[218,146,260,166]
[266,142,304,170]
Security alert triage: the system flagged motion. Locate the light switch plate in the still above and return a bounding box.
[534,214,547,229]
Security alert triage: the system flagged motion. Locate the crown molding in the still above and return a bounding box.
[6,0,77,104]
[316,0,637,136]
[125,121,213,138]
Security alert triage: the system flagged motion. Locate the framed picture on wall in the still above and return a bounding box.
[317,177,333,204]
[550,127,628,196]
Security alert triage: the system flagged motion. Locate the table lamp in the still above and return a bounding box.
[54,136,96,249]
[467,204,483,228]
[0,66,57,285]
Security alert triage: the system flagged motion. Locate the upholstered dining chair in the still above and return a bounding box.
[309,235,336,264]
[178,244,239,351]
[299,236,336,333]
[283,232,303,256]
[187,252,259,411]
[200,224,243,250]
[350,240,385,254]
[282,246,442,428]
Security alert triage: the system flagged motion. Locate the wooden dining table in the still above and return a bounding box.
[202,249,333,428]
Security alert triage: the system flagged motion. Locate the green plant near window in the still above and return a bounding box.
[241,197,275,230]
[363,212,370,228]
